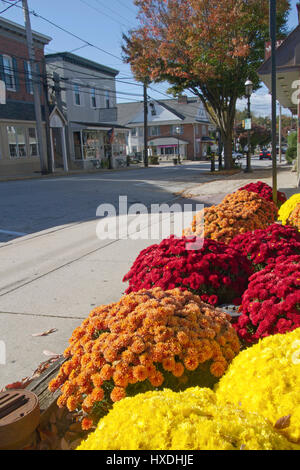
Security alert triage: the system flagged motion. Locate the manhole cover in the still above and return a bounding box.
[0,390,40,450]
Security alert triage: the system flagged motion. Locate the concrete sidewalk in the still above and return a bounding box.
[0,164,298,388]
[181,164,299,206]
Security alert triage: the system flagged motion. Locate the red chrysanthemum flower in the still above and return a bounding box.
[230,223,300,271]
[235,256,300,344]
[123,236,253,306]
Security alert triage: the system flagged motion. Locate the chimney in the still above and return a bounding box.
[178,94,188,104]
[297,3,300,24]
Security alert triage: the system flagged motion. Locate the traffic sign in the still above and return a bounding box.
[244,118,252,130]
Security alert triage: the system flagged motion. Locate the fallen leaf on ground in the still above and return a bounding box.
[32,328,58,337]
[43,350,61,359]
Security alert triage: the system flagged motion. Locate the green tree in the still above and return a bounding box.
[123,0,290,169]
[286,132,297,163]
[235,122,271,151]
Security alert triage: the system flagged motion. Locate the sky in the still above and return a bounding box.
[0,0,299,117]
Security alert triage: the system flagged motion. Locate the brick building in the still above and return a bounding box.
[117,95,214,161]
[0,17,51,176]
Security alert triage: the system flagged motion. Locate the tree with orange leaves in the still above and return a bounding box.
[123,0,290,169]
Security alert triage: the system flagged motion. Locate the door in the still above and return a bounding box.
[52,127,64,169]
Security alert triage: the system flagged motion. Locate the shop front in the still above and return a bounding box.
[148,137,188,161]
[69,122,128,170]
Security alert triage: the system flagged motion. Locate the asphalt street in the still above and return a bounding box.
[0,158,273,243]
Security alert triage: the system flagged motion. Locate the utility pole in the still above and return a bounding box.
[270,0,278,205]
[42,60,53,173]
[143,83,148,167]
[22,0,47,174]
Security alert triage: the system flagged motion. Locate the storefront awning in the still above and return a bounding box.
[70,121,129,131]
[148,137,189,146]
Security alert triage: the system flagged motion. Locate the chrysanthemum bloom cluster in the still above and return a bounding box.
[287,203,300,231]
[234,256,300,344]
[229,223,300,271]
[238,181,286,207]
[216,328,300,443]
[123,236,253,306]
[183,190,278,244]
[49,288,240,430]
[278,193,300,226]
[77,387,298,450]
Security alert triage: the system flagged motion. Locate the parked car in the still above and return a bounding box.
[259,149,272,160]
[232,151,243,160]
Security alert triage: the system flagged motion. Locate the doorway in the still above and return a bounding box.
[51,127,64,169]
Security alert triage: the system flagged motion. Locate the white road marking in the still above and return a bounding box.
[0,229,27,236]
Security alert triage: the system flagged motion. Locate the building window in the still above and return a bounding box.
[74,83,81,106]
[28,127,38,156]
[138,127,144,137]
[3,55,16,91]
[131,128,137,137]
[82,130,101,160]
[105,90,110,109]
[25,61,33,94]
[149,126,160,136]
[171,125,183,135]
[202,125,207,136]
[90,87,97,108]
[27,61,33,95]
[7,126,27,158]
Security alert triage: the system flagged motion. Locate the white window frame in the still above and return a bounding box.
[73,81,82,106]
[28,127,39,157]
[149,126,160,137]
[26,61,33,94]
[3,55,16,91]
[7,126,27,159]
[131,127,137,137]
[171,124,183,135]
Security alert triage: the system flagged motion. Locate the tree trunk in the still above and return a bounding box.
[220,129,233,170]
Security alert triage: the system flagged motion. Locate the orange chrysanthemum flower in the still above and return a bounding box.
[49,288,240,429]
[133,365,148,382]
[183,190,278,244]
[111,387,126,403]
[81,418,94,431]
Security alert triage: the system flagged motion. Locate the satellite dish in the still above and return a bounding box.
[0,81,6,105]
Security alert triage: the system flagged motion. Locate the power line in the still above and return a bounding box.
[115,0,137,15]
[90,0,133,28]
[1,0,176,100]
[78,0,130,29]
[0,0,124,62]
[0,0,20,14]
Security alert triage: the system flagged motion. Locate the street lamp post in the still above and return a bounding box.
[175,126,181,164]
[270,0,278,206]
[244,79,253,173]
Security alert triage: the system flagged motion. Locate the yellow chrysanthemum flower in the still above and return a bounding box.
[216,328,300,443]
[77,388,298,450]
[278,194,300,226]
